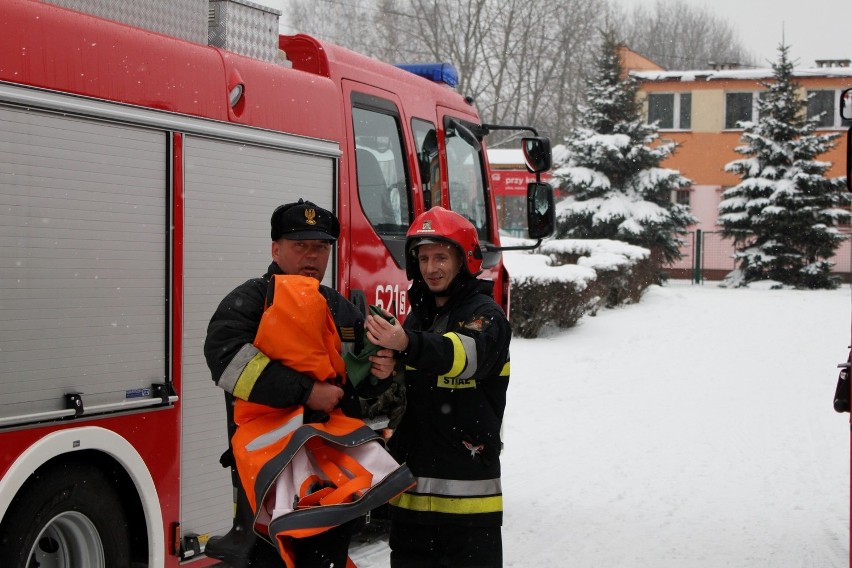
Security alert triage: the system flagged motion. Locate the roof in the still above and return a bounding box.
[631,67,852,82]
[487,148,525,166]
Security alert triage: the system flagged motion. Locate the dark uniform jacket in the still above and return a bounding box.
[204,262,365,427]
[389,276,511,527]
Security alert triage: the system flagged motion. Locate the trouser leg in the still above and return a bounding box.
[389,520,502,568]
[290,519,356,568]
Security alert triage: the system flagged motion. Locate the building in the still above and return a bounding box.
[627,49,852,281]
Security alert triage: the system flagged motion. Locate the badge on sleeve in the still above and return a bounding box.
[462,316,490,332]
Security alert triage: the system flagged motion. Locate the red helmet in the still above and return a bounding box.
[405,207,484,280]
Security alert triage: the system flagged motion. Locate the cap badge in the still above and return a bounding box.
[304,208,317,225]
[420,220,433,232]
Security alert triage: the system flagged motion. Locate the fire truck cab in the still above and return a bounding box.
[0,0,553,566]
[840,87,852,567]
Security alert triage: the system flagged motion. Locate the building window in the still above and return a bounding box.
[679,93,692,130]
[673,189,691,206]
[808,90,835,128]
[807,89,852,128]
[725,92,757,129]
[647,93,691,130]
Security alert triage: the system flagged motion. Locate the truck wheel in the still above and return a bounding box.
[0,460,131,568]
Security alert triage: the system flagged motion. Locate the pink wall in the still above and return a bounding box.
[669,185,852,280]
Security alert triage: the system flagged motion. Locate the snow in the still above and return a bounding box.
[560,195,672,233]
[554,166,610,190]
[351,280,851,567]
[536,238,649,262]
[632,68,852,82]
[501,251,596,288]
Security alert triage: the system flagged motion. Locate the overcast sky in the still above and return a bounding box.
[616,0,849,68]
[261,0,849,69]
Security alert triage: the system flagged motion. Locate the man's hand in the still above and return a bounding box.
[305,381,343,414]
[369,348,397,380]
[366,308,409,352]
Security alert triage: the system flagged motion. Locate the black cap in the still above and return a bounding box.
[270,199,340,241]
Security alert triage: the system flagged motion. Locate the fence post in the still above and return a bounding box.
[693,229,703,284]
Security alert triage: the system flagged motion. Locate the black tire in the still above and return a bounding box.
[0,459,131,568]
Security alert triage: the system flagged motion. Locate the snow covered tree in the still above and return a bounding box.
[552,31,695,268]
[718,43,851,289]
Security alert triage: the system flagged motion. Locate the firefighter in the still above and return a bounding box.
[204,199,396,568]
[365,207,511,567]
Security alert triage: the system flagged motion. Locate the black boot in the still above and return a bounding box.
[207,396,285,567]
[204,480,257,568]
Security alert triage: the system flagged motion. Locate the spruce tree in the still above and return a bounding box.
[552,31,695,267]
[718,44,851,289]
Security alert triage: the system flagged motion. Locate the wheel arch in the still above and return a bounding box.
[0,426,166,566]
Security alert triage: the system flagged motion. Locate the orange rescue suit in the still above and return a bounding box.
[231,275,413,567]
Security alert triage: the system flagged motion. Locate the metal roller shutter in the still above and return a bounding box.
[180,134,336,537]
[0,106,167,423]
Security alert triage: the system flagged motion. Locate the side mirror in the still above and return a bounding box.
[527,182,555,240]
[841,88,852,121]
[522,137,552,174]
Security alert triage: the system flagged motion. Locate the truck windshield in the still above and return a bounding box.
[445,118,488,241]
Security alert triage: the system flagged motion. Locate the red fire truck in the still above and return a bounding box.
[840,87,852,568]
[0,0,553,565]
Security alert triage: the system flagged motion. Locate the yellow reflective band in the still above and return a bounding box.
[438,332,466,380]
[500,361,510,377]
[233,351,270,400]
[391,492,502,515]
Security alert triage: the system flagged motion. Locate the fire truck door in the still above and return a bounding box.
[344,83,416,318]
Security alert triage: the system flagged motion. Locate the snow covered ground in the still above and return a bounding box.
[351,280,851,567]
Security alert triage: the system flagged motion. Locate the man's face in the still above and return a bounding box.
[416,242,462,294]
[272,239,332,281]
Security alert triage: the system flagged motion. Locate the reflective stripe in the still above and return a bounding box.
[219,343,269,399]
[454,334,477,379]
[391,492,502,514]
[392,476,502,514]
[500,361,510,377]
[233,351,271,400]
[441,333,466,378]
[245,412,304,452]
[438,332,477,379]
[413,476,502,496]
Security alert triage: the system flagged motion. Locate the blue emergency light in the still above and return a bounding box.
[396,63,459,88]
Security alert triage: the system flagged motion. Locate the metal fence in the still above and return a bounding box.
[666,229,852,283]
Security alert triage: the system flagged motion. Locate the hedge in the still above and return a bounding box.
[506,239,659,338]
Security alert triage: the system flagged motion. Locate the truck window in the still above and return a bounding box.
[412,118,440,209]
[352,105,410,236]
[444,117,488,240]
